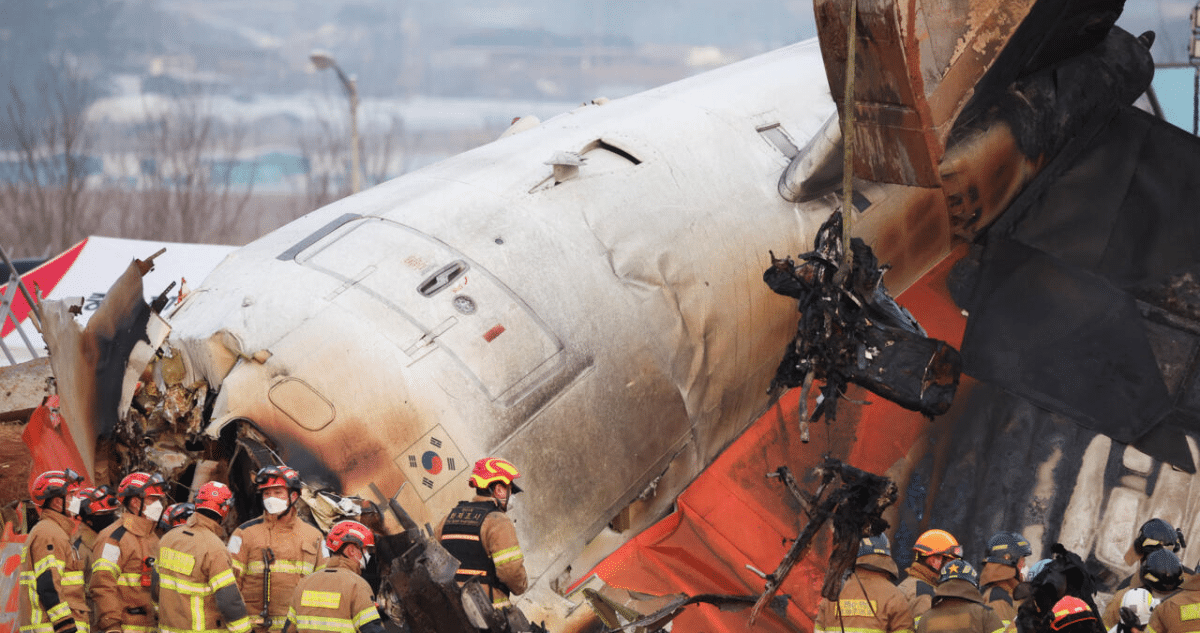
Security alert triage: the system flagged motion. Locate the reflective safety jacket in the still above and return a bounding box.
[1146,573,1200,633]
[915,579,1006,633]
[91,513,159,633]
[282,556,383,633]
[899,563,940,622]
[67,523,99,629]
[20,509,86,633]
[979,563,1021,627]
[814,565,915,633]
[434,497,528,608]
[228,511,325,631]
[157,513,251,633]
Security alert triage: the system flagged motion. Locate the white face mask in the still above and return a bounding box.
[143,500,164,522]
[502,495,515,512]
[67,496,82,516]
[263,496,289,516]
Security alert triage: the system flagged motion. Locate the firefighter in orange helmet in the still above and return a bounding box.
[156,481,252,633]
[227,465,325,632]
[91,472,166,633]
[282,521,383,633]
[20,469,85,633]
[899,529,964,620]
[435,457,529,609]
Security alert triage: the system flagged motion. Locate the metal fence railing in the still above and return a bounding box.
[0,245,41,366]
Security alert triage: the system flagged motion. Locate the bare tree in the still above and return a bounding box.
[123,86,257,244]
[0,65,100,257]
[295,103,407,217]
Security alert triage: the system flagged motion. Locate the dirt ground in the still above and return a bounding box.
[0,422,32,510]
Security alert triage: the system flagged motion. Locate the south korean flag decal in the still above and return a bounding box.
[395,425,467,501]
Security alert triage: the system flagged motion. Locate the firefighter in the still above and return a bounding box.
[157,481,251,633]
[980,531,1032,626]
[282,521,383,633]
[20,469,86,633]
[900,529,964,620]
[1113,550,1183,633]
[916,559,1005,633]
[91,472,166,633]
[1051,596,1102,633]
[159,503,195,532]
[435,457,529,609]
[814,534,915,633]
[1106,519,1186,629]
[228,465,324,632]
[70,486,119,629]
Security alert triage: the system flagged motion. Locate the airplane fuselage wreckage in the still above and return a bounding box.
[8,0,1200,629]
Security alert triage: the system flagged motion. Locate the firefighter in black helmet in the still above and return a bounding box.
[1105,519,1187,629]
[979,531,1032,627]
[814,534,915,633]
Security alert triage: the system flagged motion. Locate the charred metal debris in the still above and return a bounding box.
[585,458,896,631]
[764,211,961,437]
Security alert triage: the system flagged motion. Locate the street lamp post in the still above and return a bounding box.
[1191,3,1200,134]
[310,50,362,193]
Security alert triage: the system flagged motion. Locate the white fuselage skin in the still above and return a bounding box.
[166,38,954,617]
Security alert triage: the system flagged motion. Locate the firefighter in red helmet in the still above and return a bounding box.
[282,521,383,633]
[435,457,529,610]
[20,469,85,633]
[91,471,166,633]
[228,465,324,632]
[69,485,119,630]
[157,481,252,633]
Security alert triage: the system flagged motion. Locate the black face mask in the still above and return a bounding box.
[83,513,118,533]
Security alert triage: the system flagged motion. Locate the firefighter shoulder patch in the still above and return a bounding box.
[101,543,120,563]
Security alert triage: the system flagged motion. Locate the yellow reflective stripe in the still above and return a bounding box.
[60,571,84,587]
[116,572,145,587]
[836,600,879,618]
[246,560,316,575]
[441,534,480,541]
[159,574,215,596]
[46,601,71,621]
[300,590,341,609]
[293,615,355,632]
[989,627,1006,633]
[210,568,236,591]
[122,626,154,633]
[191,594,205,632]
[814,628,886,633]
[491,545,523,566]
[92,558,120,576]
[1182,603,1200,621]
[34,555,66,575]
[352,607,379,629]
[492,596,511,607]
[159,626,225,633]
[231,558,246,574]
[893,628,915,633]
[158,548,197,576]
[19,625,54,633]
[457,568,486,576]
[228,616,252,633]
[75,623,91,633]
